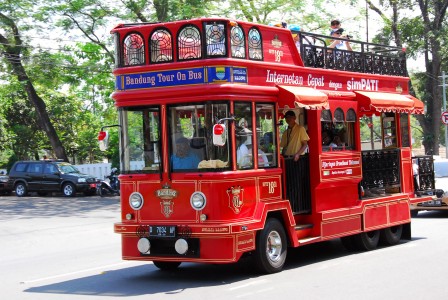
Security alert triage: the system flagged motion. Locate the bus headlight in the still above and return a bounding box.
[190,192,206,210]
[129,192,144,210]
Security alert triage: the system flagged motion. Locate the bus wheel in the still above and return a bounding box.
[254,218,287,274]
[353,230,380,251]
[380,225,403,246]
[153,261,181,270]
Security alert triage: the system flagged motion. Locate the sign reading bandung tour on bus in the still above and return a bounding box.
[115,66,248,90]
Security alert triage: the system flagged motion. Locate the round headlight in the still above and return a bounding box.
[190,192,206,210]
[129,192,144,210]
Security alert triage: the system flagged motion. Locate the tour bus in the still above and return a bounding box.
[106,18,433,273]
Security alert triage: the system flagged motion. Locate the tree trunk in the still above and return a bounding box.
[0,13,69,161]
[11,61,69,161]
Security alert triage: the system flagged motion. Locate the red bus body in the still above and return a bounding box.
[111,18,430,273]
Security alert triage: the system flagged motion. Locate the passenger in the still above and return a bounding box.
[322,130,333,146]
[171,137,200,169]
[237,134,252,169]
[329,136,343,148]
[288,24,301,51]
[330,19,342,34]
[280,110,309,162]
[328,28,353,51]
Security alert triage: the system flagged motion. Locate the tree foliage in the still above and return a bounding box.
[0,0,447,168]
[366,0,448,153]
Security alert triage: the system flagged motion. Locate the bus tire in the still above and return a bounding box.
[254,218,287,274]
[380,225,403,245]
[153,261,181,270]
[353,230,380,251]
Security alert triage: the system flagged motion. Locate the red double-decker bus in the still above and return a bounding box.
[108,18,432,273]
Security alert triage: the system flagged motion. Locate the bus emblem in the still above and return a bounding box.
[155,183,178,200]
[160,199,174,218]
[227,186,244,214]
[215,67,226,80]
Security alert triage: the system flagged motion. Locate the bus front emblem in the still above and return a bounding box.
[160,199,174,218]
[155,183,177,218]
[227,186,244,214]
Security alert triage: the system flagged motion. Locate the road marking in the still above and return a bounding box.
[20,261,134,284]
[228,279,268,291]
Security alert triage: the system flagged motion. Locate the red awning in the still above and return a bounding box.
[277,85,329,110]
[406,95,425,114]
[356,91,422,114]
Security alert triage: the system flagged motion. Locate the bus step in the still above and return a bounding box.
[298,236,321,245]
[295,224,313,239]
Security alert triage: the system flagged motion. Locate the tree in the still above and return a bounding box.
[0,10,69,161]
[366,0,448,154]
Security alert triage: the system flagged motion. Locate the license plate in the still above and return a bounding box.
[149,226,176,237]
[421,200,442,207]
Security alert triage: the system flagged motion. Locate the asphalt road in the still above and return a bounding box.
[1,194,448,300]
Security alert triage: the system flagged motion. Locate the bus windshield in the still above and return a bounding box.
[168,102,230,172]
[119,106,161,173]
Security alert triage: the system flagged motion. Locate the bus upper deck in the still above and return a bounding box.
[111,18,406,78]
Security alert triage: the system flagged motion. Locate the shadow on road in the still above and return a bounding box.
[0,194,119,219]
[23,238,413,297]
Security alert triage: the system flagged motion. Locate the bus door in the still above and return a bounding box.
[279,108,311,214]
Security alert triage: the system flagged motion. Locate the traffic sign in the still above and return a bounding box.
[442,111,448,125]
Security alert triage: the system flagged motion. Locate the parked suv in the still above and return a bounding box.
[0,173,12,195]
[7,160,97,197]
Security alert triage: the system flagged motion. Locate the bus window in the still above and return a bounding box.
[382,112,397,148]
[119,107,161,173]
[230,25,246,58]
[169,103,230,171]
[248,27,263,61]
[400,113,410,147]
[322,108,356,151]
[150,28,173,63]
[123,33,145,66]
[235,102,253,169]
[345,108,356,150]
[331,108,345,150]
[320,109,333,152]
[178,25,202,60]
[205,22,226,57]
[256,103,277,168]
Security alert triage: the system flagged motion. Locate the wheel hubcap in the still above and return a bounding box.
[266,230,282,262]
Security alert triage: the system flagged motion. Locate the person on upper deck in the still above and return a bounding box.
[280,111,309,162]
[330,19,342,34]
[328,28,353,51]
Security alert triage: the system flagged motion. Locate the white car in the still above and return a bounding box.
[434,159,448,196]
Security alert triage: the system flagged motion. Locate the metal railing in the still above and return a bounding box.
[295,31,407,77]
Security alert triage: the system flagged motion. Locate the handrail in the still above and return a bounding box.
[293,31,407,77]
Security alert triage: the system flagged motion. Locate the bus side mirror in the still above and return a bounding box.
[98,131,109,151]
[212,124,226,146]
